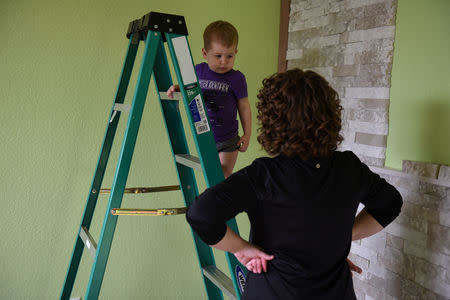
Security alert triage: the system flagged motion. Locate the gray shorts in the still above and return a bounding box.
[216,136,240,153]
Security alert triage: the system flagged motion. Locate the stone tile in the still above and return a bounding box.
[366,272,387,289]
[333,64,361,76]
[384,222,428,247]
[354,287,365,300]
[349,253,371,270]
[286,49,303,60]
[347,26,395,43]
[355,14,396,30]
[289,15,330,31]
[386,233,404,250]
[380,246,415,280]
[351,242,378,262]
[395,214,428,234]
[438,165,450,182]
[352,143,387,159]
[347,0,389,10]
[301,6,326,20]
[402,160,440,179]
[358,154,385,167]
[427,223,450,256]
[352,276,386,300]
[358,98,390,111]
[333,7,365,24]
[439,211,450,227]
[345,87,390,99]
[355,132,387,147]
[404,240,450,270]
[357,49,393,65]
[364,1,396,18]
[303,34,340,48]
[401,278,441,300]
[413,256,448,287]
[418,183,448,201]
[385,270,402,299]
[361,232,387,253]
[347,109,389,123]
[322,22,348,35]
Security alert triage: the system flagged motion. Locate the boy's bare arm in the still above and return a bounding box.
[237,97,252,152]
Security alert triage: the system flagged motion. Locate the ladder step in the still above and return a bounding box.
[202,265,237,300]
[79,226,97,259]
[111,207,187,216]
[100,185,180,194]
[175,154,202,170]
[159,91,182,100]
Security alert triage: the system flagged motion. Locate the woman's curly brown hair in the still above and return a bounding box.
[257,68,343,160]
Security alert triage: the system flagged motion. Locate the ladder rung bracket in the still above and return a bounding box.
[175,154,201,170]
[110,104,131,123]
[100,185,180,194]
[159,92,181,100]
[113,103,131,112]
[111,207,187,216]
[202,266,237,300]
[79,226,97,259]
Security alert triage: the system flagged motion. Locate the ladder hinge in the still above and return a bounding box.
[126,11,188,41]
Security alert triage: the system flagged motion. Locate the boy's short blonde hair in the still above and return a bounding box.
[203,21,239,50]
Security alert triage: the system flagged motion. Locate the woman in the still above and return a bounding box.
[186,68,402,299]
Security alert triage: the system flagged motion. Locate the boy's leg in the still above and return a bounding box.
[219,151,238,178]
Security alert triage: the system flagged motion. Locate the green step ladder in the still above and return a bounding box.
[60,11,247,300]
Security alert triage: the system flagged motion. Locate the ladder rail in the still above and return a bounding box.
[165,32,247,299]
[152,35,224,300]
[85,30,161,300]
[60,35,139,300]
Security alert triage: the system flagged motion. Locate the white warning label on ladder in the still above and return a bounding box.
[189,95,210,135]
[172,36,197,86]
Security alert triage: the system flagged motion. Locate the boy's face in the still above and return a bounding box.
[202,41,237,74]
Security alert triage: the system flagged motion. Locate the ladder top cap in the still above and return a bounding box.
[126,11,188,39]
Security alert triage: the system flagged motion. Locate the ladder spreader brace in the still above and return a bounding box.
[60,11,247,300]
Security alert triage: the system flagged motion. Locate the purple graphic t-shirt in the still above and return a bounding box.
[195,62,248,143]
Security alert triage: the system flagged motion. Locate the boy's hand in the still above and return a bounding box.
[237,135,250,152]
[167,84,180,98]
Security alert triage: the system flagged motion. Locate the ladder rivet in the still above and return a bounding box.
[187,185,191,190]
[92,189,97,194]
[154,24,158,29]
[169,28,173,32]
[178,20,182,24]
[167,19,171,23]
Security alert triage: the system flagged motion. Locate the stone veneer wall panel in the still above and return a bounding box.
[350,162,450,299]
[287,0,397,167]
[286,1,450,298]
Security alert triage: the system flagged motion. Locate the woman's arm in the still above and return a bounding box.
[237,97,251,152]
[352,209,383,241]
[211,226,274,273]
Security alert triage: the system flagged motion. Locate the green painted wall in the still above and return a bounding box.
[386,0,450,169]
[0,0,279,299]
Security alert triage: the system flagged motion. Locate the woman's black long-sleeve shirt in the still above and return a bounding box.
[186,151,402,299]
